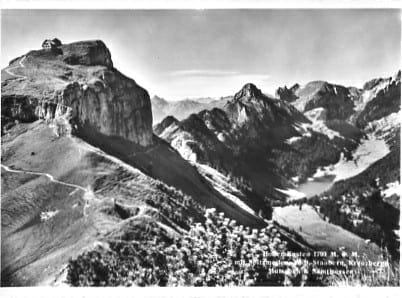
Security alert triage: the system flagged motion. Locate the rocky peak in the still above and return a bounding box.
[355,71,401,128]
[153,115,179,135]
[198,108,232,135]
[151,95,169,108]
[222,82,308,135]
[276,84,300,102]
[1,39,153,146]
[233,83,264,102]
[61,40,113,68]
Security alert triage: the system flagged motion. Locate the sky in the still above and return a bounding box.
[1,9,401,100]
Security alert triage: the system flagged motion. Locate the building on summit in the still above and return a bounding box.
[42,38,62,50]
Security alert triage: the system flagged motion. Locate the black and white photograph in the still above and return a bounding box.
[0,1,401,291]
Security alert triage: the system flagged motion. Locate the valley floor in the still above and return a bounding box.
[272,205,382,260]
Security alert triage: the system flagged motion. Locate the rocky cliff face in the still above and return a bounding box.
[355,71,401,129]
[302,82,355,120]
[1,40,153,146]
[275,84,300,102]
[277,81,356,120]
[223,83,308,145]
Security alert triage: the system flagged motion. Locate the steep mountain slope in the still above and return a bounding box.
[355,71,401,128]
[156,84,315,209]
[276,81,356,120]
[224,83,307,143]
[1,122,194,284]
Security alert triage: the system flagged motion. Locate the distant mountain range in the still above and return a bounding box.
[150,95,230,124]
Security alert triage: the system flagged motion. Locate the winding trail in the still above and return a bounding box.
[1,164,87,191]
[1,164,94,217]
[4,56,27,79]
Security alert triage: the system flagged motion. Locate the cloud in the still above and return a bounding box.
[167,69,271,88]
[169,69,241,77]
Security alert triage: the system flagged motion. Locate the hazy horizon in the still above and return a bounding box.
[1,9,400,100]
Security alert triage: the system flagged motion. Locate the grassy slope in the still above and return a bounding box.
[1,121,263,285]
[0,123,162,284]
[1,122,100,285]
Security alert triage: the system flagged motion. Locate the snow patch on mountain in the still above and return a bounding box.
[381,181,401,198]
[300,121,343,140]
[313,134,390,182]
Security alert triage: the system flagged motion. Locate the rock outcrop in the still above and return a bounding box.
[224,83,307,139]
[61,40,113,68]
[275,84,300,102]
[277,81,356,120]
[302,82,355,120]
[355,71,401,129]
[1,40,153,146]
[153,115,179,135]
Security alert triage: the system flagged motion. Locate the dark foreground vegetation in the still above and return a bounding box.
[66,208,398,286]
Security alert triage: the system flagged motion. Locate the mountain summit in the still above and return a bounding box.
[233,83,264,101]
[2,39,153,146]
[225,83,308,130]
